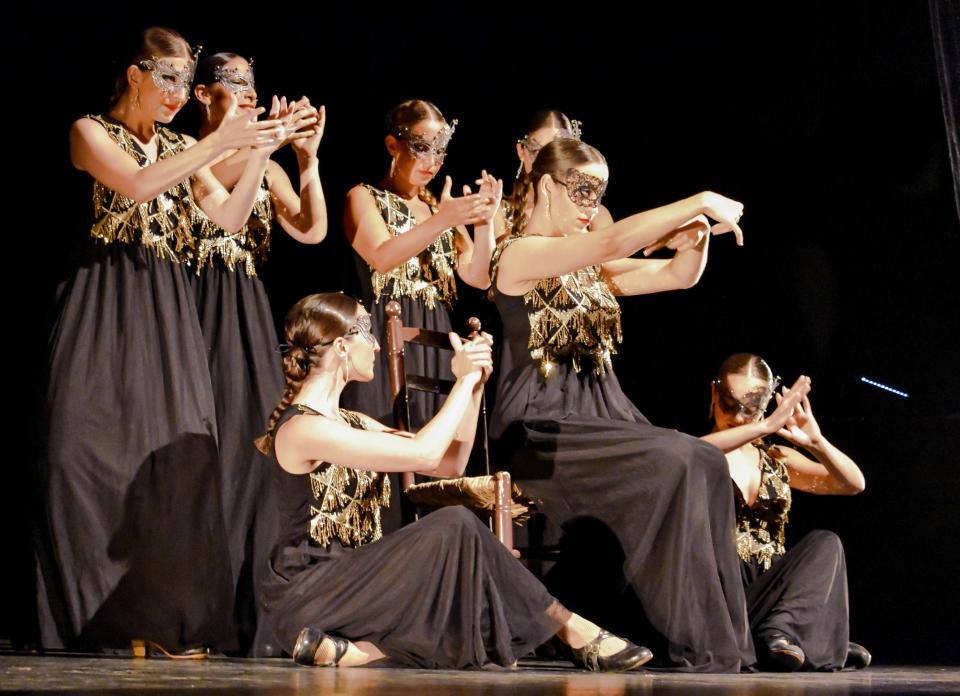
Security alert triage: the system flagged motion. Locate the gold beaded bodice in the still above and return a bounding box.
[291,405,391,548]
[193,176,272,276]
[491,234,623,377]
[87,115,200,262]
[734,444,791,571]
[362,184,458,309]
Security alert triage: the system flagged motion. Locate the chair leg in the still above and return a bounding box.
[493,471,514,552]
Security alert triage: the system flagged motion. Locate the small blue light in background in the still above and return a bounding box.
[860,377,909,399]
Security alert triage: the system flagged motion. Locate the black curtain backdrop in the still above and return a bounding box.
[930,0,960,222]
[8,1,959,664]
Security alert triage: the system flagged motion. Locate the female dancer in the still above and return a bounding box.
[191,52,325,653]
[255,292,652,671]
[36,27,286,654]
[499,110,614,239]
[702,354,869,671]
[342,99,496,428]
[489,137,753,672]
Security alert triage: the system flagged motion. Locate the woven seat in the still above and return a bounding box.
[404,474,533,522]
[385,300,521,549]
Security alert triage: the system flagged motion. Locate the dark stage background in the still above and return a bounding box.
[8,1,959,665]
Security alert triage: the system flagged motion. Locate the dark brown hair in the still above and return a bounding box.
[385,99,448,209]
[194,51,241,87]
[529,138,606,207]
[255,293,360,454]
[505,110,574,234]
[110,27,193,107]
[716,353,774,384]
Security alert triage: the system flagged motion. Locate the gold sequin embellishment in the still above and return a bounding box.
[193,178,272,276]
[735,445,791,571]
[304,407,392,548]
[491,234,622,377]
[363,184,457,309]
[87,115,200,263]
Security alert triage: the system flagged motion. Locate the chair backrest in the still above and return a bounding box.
[384,300,490,495]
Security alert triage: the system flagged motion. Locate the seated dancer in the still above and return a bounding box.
[489,137,754,672]
[254,292,653,671]
[702,353,870,672]
[498,110,613,239]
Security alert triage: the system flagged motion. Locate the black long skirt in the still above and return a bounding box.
[743,529,850,671]
[500,414,756,673]
[192,267,285,654]
[35,243,233,651]
[262,506,568,668]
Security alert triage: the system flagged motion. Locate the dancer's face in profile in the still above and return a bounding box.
[543,162,609,234]
[342,305,379,383]
[517,125,565,175]
[130,56,194,124]
[712,373,777,429]
[195,56,258,128]
[386,119,449,188]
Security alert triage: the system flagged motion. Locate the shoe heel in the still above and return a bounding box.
[130,639,208,660]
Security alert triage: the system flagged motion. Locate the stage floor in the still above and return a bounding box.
[1,656,958,694]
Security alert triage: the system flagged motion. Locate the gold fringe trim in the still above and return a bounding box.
[307,410,392,548]
[193,183,272,277]
[735,446,791,570]
[491,234,622,377]
[363,184,458,309]
[86,115,197,264]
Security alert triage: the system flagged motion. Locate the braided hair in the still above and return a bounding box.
[255,293,360,455]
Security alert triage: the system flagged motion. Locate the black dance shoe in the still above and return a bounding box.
[761,635,805,672]
[292,627,350,667]
[845,641,872,669]
[569,629,653,672]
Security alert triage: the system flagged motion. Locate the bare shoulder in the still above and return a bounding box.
[71,116,111,143]
[346,183,376,203]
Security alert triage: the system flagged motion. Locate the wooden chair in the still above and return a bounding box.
[384,300,530,550]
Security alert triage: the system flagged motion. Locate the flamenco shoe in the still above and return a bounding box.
[130,639,209,660]
[761,635,805,672]
[845,641,872,669]
[292,627,350,667]
[569,629,653,672]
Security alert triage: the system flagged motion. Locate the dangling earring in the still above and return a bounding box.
[342,351,350,382]
[389,157,398,181]
[134,86,141,110]
[545,192,552,222]
[515,160,524,179]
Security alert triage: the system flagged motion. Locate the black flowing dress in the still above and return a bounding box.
[190,178,285,654]
[341,184,459,534]
[488,235,755,673]
[259,405,569,668]
[735,444,850,671]
[35,115,233,652]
